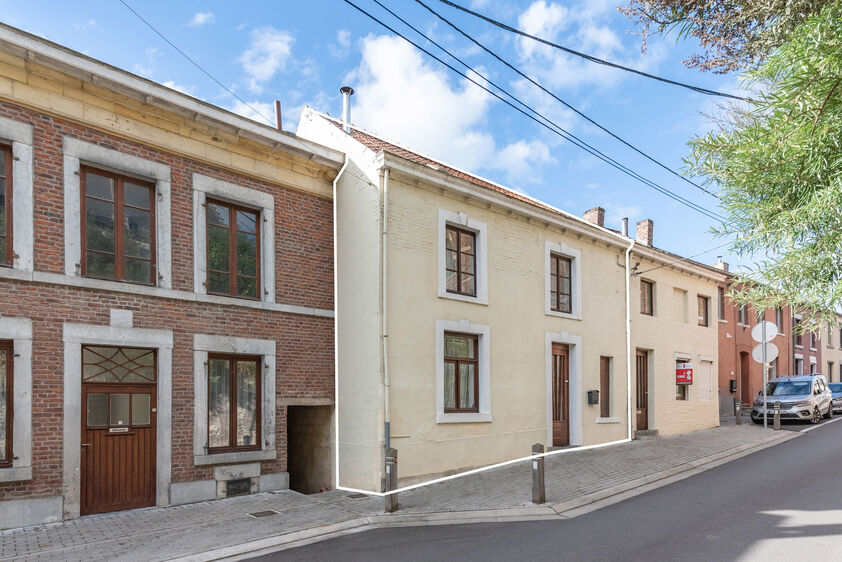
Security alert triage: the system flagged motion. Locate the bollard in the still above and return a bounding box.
[384,447,398,513]
[735,401,742,425]
[773,401,781,430]
[532,443,545,505]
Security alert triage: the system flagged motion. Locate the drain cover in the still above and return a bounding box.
[248,510,279,518]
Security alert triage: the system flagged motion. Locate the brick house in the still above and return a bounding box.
[0,25,342,527]
[714,266,821,416]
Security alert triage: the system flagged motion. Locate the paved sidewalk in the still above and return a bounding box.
[0,424,796,561]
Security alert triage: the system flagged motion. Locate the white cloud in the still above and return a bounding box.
[329,29,352,58]
[347,34,496,171]
[517,1,569,59]
[188,12,215,27]
[489,140,555,183]
[239,27,294,93]
[606,204,644,226]
[160,80,195,96]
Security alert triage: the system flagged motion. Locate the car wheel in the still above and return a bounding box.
[824,403,833,419]
[752,417,763,425]
[811,407,821,424]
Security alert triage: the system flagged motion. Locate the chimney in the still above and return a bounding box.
[636,219,653,246]
[714,256,729,272]
[621,217,629,237]
[273,100,282,131]
[340,86,354,133]
[582,206,605,227]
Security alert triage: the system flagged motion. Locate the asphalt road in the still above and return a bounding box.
[258,418,842,561]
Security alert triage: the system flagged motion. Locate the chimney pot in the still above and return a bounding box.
[621,217,629,237]
[636,219,653,246]
[340,86,354,133]
[582,206,605,227]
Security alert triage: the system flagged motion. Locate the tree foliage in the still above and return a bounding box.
[619,0,830,73]
[685,2,842,329]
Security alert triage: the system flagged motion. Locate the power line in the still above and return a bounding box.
[633,239,733,276]
[349,0,725,222]
[415,0,719,200]
[117,0,276,127]
[435,0,751,103]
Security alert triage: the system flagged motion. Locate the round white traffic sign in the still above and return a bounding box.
[752,341,779,364]
[751,321,778,343]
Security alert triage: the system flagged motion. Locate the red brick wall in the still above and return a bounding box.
[0,101,334,501]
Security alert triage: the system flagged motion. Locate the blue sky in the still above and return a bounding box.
[1,0,750,269]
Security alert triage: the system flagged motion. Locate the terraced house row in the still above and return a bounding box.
[0,24,825,525]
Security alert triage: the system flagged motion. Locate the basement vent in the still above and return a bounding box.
[226,478,251,497]
[248,510,279,518]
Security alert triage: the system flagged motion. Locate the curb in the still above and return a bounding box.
[177,430,799,561]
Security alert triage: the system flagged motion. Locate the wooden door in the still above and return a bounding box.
[81,384,156,514]
[552,343,570,447]
[739,352,751,405]
[636,350,648,431]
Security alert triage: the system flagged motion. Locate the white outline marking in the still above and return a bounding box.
[800,416,842,433]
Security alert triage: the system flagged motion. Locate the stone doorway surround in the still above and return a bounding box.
[62,316,173,520]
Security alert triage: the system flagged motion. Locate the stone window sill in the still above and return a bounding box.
[0,467,32,482]
[194,449,276,466]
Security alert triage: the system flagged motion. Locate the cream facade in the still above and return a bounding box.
[630,244,725,436]
[300,109,641,491]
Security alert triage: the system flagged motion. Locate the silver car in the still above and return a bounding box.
[751,374,833,424]
[829,382,842,414]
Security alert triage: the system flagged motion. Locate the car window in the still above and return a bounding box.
[767,381,811,395]
[829,383,842,392]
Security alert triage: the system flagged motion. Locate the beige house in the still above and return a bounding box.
[821,314,842,383]
[298,101,725,492]
[627,228,726,436]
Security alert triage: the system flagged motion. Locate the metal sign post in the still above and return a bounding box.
[762,321,767,429]
[751,320,779,430]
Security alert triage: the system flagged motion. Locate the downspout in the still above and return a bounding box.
[381,168,391,451]
[625,236,636,441]
[332,155,349,489]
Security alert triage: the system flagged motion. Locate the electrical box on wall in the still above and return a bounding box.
[587,390,599,405]
[729,380,737,393]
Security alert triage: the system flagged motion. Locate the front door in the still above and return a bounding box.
[552,343,570,447]
[80,346,157,515]
[740,352,751,405]
[636,350,648,431]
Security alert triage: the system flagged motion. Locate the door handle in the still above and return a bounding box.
[81,443,92,447]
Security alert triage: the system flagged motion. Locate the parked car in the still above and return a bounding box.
[829,383,842,414]
[751,374,833,424]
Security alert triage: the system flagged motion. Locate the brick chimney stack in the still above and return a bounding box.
[714,257,729,272]
[636,219,653,246]
[583,206,605,227]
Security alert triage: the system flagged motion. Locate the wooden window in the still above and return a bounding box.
[82,346,156,384]
[445,225,476,297]
[0,145,12,266]
[0,341,12,467]
[697,295,710,327]
[718,287,725,321]
[443,332,478,413]
[738,305,748,325]
[207,354,261,453]
[550,254,572,313]
[810,332,817,350]
[81,167,156,285]
[776,307,783,331]
[793,318,802,347]
[599,356,610,418]
[640,279,654,315]
[206,200,260,299]
[795,358,803,375]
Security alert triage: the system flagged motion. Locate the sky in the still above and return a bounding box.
[0,0,753,270]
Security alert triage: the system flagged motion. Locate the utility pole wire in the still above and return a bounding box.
[352,0,725,222]
[435,0,751,102]
[117,0,276,127]
[416,0,719,199]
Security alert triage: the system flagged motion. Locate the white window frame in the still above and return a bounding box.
[697,294,711,327]
[193,173,275,304]
[435,319,491,423]
[0,116,34,273]
[63,137,172,288]
[0,317,32,483]
[673,288,689,324]
[193,334,276,465]
[545,241,582,320]
[437,209,488,306]
[698,356,715,402]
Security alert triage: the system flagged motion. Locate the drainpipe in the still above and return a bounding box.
[624,234,636,441]
[332,155,349,490]
[381,168,391,451]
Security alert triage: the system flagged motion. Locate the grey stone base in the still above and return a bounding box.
[170,480,216,505]
[0,496,62,530]
[259,472,289,492]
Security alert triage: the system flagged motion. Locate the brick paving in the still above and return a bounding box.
[0,424,789,561]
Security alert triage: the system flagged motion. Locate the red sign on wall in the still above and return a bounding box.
[676,362,693,385]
